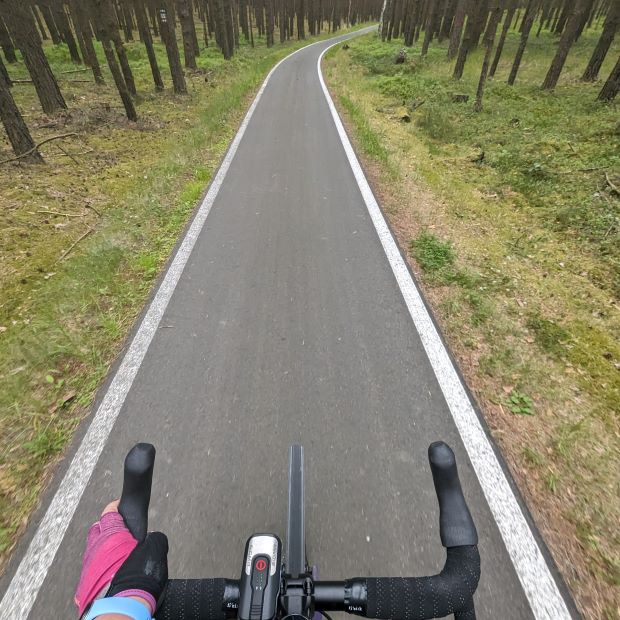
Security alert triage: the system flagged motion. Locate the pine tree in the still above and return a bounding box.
[0,54,43,162]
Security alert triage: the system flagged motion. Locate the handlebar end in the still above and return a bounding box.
[428,441,478,548]
[119,443,156,543]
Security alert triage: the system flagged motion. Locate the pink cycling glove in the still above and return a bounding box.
[74,508,156,617]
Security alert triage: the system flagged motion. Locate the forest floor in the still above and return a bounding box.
[324,29,619,620]
[0,24,368,575]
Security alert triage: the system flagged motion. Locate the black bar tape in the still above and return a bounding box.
[454,597,476,620]
[362,546,480,620]
[155,579,236,620]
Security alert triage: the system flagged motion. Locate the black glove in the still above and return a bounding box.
[107,531,169,610]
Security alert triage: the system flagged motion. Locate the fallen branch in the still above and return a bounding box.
[84,203,101,217]
[557,166,606,175]
[55,143,80,165]
[60,68,88,74]
[0,133,77,165]
[605,172,619,196]
[58,227,94,262]
[35,209,86,218]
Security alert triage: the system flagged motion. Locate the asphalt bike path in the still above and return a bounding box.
[0,28,575,620]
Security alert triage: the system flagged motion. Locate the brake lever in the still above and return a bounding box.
[118,443,156,543]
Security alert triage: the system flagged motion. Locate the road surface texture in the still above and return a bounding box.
[0,29,575,620]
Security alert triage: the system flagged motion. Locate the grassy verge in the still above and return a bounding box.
[0,24,368,572]
[324,30,619,619]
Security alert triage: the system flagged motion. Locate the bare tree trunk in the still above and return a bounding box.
[265,0,274,45]
[542,0,588,89]
[90,0,138,120]
[69,0,105,83]
[0,16,17,62]
[224,0,236,50]
[490,0,517,76]
[50,0,82,63]
[439,0,457,40]
[177,0,198,68]
[157,0,188,91]
[1,1,67,114]
[103,37,137,120]
[554,0,572,33]
[582,0,619,81]
[134,0,164,89]
[297,0,305,37]
[508,0,538,85]
[38,3,62,44]
[598,52,620,100]
[447,0,468,59]
[421,0,442,55]
[31,5,48,40]
[475,0,502,111]
[0,49,10,85]
[381,0,393,39]
[453,0,486,79]
[0,55,43,162]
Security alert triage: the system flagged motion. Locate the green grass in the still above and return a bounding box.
[325,25,620,617]
[340,32,620,295]
[0,22,372,570]
[409,231,455,272]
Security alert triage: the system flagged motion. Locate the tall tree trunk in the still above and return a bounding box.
[239,0,249,38]
[597,52,620,100]
[90,0,138,119]
[421,0,441,55]
[0,55,43,162]
[38,4,62,44]
[157,0,188,91]
[134,0,164,89]
[248,0,253,46]
[0,50,10,85]
[0,16,17,62]
[536,0,550,35]
[470,0,489,47]
[542,0,588,89]
[582,0,619,81]
[381,0,393,39]
[297,0,305,38]
[113,32,137,95]
[177,0,198,68]
[490,0,517,77]
[50,0,82,63]
[121,2,135,41]
[474,0,502,111]
[439,0,457,40]
[447,0,468,59]
[453,0,486,78]
[103,37,137,120]
[224,0,236,51]
[31,5,48,40]
[232,0,240,46]
[265,0,274,45]
[69,0,105,83]
[1,1,67,114]
[554,0,572,33]
[508,0,538,85]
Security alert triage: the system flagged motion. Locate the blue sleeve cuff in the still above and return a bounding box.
[82,596,153,620]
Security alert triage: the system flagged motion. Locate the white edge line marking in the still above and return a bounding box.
[0,33,354,620]
[317,43,571,620]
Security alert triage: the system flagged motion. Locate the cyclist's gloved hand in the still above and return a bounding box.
[75,500,168,618]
